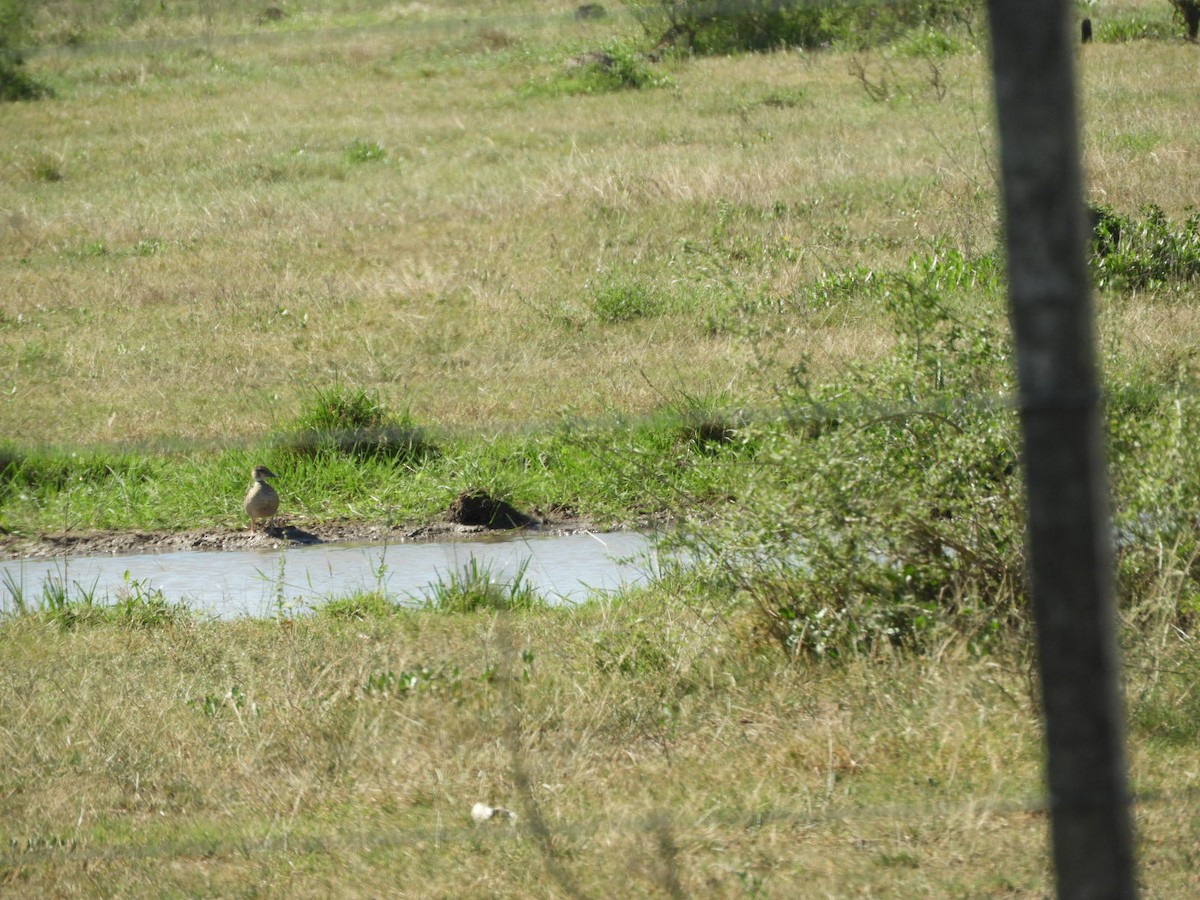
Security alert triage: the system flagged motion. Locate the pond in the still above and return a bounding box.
[0,531,657,620]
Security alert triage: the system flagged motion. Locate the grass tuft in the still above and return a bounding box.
[424,556,545,612]
[316,590,404,621]
[588,275,667,323]
[345,138,387,163]
[527,45,672,96]
[276,383,435,463]
[1,567,189,629]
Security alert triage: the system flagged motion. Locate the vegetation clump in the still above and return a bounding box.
[674,247,1020,658]
[277,384,434,464]
[2,568,189,629]
[671,229,1200,658]
[1171,0,1200,40]
[1089,203,1200,291]
[0,0,50,101]
[534,44,672,95]
[625,0,980,54]
[588,276,667,322]
[424,557,545,612]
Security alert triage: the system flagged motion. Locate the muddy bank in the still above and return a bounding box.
[0,512,613,561]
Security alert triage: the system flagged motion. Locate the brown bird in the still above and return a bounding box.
[244,465,280,534]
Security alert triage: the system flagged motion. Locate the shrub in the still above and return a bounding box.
[0,0,51,101]
[676,227,1200,658]
[672,248,1023,658]
[1106,369,1200,635]
[624,0,980,54]
[1090,204,1200,291]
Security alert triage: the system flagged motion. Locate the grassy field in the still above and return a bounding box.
[0,582,1199,897]
[2,0,1191,453]
[3,0,1200,535]
[0,588,1197,897]
[4,0,1200,895]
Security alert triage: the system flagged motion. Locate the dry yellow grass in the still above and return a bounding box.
[0,598,1040,896]
[4,5,1195,449]
[2,11,991,448]
[1,590,1196,896]
[4,2,1198,449]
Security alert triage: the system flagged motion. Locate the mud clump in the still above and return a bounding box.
[447,490,539,530]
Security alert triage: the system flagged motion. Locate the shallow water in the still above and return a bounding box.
[0,531,656,619]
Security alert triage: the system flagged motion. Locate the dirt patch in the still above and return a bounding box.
[0,510,611,561]
[446,489,540,529]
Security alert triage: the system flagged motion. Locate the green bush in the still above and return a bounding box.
[1106,370,1200,635]
[674,227,1200,658]
[0,0,51,101]
[624,0,980,54]
[0,62,49,101]
[1090,204,1200,291]
[673,247,1023,658]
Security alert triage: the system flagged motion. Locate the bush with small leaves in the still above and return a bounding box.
[671,247,1024,659]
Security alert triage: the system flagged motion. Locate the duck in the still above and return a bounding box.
[244,465,280,534]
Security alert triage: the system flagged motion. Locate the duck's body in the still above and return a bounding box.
[244,465,280,533]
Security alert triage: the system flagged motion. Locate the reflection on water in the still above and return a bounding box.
[0,531,656,620]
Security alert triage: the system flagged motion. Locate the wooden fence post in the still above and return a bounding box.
[985,1,1137,896]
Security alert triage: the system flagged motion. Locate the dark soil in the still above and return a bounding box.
[446,489,540,529]
[0,510,608,561]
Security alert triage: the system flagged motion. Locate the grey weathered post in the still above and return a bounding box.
[985,1,1136,897]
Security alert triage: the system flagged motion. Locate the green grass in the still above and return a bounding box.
[0,402,762,534]
[273,382,434,462]
[424,556,545,612]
